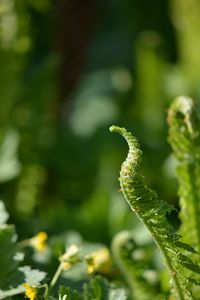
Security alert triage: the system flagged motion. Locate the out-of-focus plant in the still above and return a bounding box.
[2,97,200,300]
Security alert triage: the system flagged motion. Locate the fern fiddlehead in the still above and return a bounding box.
[110,125,200,300]
[168,96,200,252]
[112,231,159,300]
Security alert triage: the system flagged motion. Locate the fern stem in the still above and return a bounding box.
[142,221,184,300]
[129,203,184,300]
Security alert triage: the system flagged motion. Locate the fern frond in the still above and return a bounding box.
[112,231,160,300]
[110,125,200,300]
[168,96,200,252]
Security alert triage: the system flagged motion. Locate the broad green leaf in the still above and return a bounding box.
[0,266,46,299]
[0,225,24,299]
[0,225,19,287]
[0,222,46,299]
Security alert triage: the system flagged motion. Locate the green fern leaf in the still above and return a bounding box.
[168,96,200,252]
[110,125,200,300]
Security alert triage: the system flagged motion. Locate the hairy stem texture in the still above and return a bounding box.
[110,125,200,300]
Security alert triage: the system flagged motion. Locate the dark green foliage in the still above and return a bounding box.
[58,277,127,300]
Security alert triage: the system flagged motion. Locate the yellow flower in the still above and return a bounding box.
[30,231,48,252]
[85,247,112,275]
[23,283,37,300]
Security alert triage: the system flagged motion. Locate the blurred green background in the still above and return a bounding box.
[0,0,200,247]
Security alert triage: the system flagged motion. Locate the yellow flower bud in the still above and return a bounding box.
[30,231,48,252]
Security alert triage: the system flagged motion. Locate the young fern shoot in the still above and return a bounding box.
[168,96,200,252]
[110,125,200,300]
